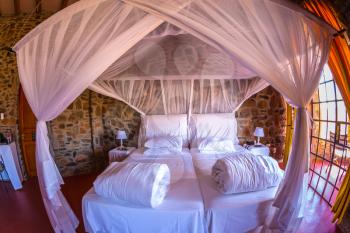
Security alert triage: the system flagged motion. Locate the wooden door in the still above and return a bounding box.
[19,87,37,177]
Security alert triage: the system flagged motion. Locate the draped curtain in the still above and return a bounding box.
[13,0,334,232]
[13,0,164,231]
[305,0,350,224]
[124,0,334,231]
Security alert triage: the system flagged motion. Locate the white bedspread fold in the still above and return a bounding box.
[212,152,283,194]
[93,162,170,208]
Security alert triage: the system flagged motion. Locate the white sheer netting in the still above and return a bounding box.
[13,0,334,232]
[91,78,267,115]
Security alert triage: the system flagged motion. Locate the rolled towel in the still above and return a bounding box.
[94,162,170,208]
[212,152,283,194]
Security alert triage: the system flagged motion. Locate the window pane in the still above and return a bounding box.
[312,89,319,102]
[320,102,328,120]
[311,137,319,154]
[310,63,349,206]
[313,103,320,120]
[327,102,336,121]
[325,82,335,101]
[319,84,327,102]
[312,120,320,137]
[327,122,335,140]
[338,101,347,122]
[335,84,343,100]
[323,64,333,82]
[319,121,327,139]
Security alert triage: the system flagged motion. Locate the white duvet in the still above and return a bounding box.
[93,162,170,208]
[212,152,283,194]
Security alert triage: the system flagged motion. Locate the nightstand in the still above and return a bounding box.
[246,144,270,156]
[108,147,136,163]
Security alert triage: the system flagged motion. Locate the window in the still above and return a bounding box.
[309,64,350,205]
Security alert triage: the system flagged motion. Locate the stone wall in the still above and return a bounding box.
[0,13,286,178]
[0,13,51,179]
[48,90,141,177]
[236,86,286,160]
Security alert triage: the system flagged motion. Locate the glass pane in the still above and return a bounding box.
[335,84,343,100]
[318,84,327,102]
[319,121,327,139]
[313,103,320,120]
[325,82,335,101]
[309,172,319,189]
[311,137,319,154]
[323,64,333,82]
[320,102,328,120]
[317,139,327,158]
[324,182,333,202]
[328,164,340,185]
[316,176,327,195]
[324,139,333,161]
[330,188,338,205]
[312,120,320,138]
[327,102,336,121]
[327,122,335,140]
[339,123,348,136]
[338,101,347,122]
[312,89,319,102]
[310,151,318,168]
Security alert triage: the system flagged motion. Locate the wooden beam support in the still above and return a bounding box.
[14,0,20,14]
[34,0,41,13]
[61,0,69,10]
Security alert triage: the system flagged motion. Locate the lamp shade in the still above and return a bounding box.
[253,127,264,137]
[116,130,127,140]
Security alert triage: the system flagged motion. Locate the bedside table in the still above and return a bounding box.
[246,144,270,156]
[108,147,136,163]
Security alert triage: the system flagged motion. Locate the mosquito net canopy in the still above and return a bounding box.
[13,0,334,232]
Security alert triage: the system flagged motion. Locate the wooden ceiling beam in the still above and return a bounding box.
[14,0,20,14]
[61,0,69,10]
[34,0,41,13]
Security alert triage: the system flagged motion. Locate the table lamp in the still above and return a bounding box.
[253,127,264,145]
[116,130,127,149]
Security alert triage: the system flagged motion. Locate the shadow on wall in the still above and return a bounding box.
[48,86,286,177]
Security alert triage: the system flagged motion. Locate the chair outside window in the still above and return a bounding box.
[327,132,350,181]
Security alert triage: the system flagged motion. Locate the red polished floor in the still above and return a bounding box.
[0,174,343,233]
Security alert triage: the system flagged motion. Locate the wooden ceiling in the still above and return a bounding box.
[0,0,79,16]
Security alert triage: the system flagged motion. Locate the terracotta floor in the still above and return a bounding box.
[0,174,343,233]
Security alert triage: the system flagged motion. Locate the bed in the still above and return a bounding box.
[83,148,206,233]
[191,147,278,233]
[189,113,279,233]
[83,114,206,233]
[83,113,281,233]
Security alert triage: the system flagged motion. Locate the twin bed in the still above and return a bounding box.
[83,114,281,233]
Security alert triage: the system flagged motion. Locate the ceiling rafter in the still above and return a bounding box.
[61,0,69,10]
[34,0,42,13]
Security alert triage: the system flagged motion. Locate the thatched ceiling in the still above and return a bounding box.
[0,0,78,16]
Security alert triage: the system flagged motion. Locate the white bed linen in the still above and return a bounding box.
[93,162,170,208]
[191,146,278,233]
[83,148,206,233]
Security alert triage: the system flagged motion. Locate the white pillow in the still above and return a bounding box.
[145,136,183,150]
[190,113,239,148]
[138,114,189,148]
[198,138,236,153]
[143,148,181,156]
